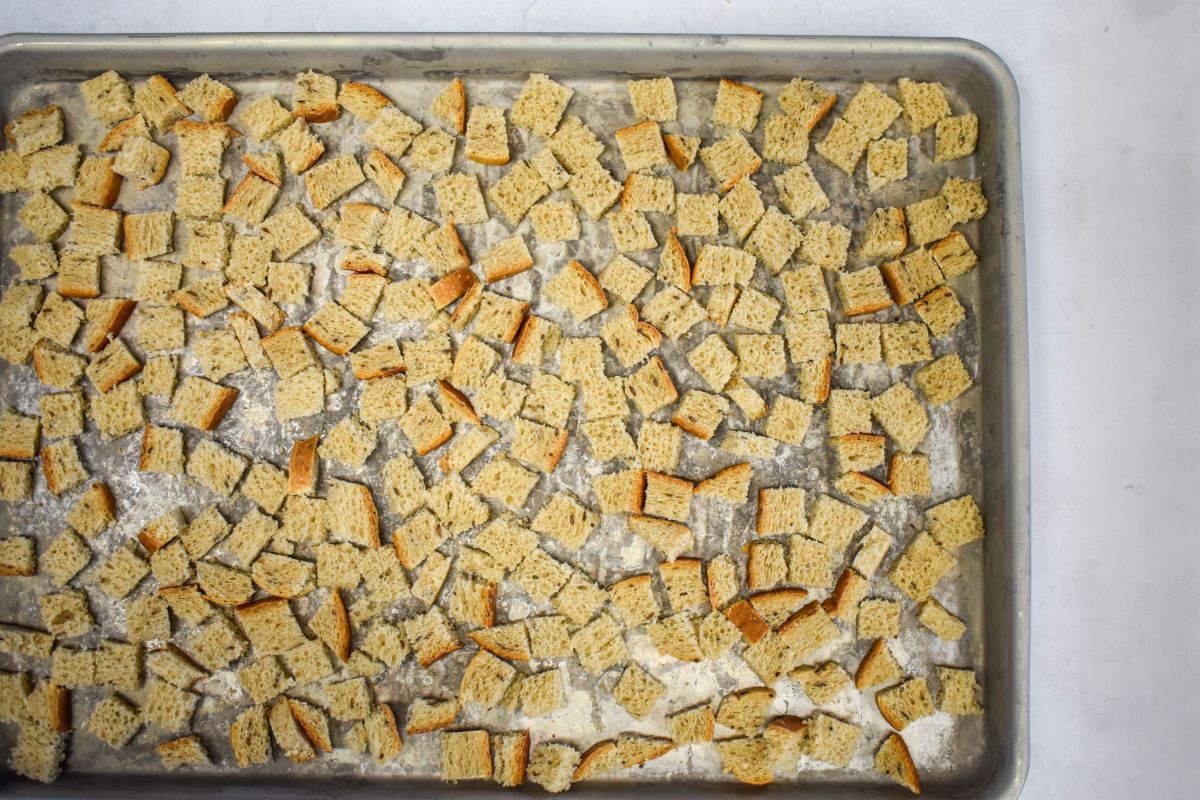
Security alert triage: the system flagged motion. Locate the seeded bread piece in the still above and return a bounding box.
[802,713,861,768]
[157,735,212,771]
[41,439,88,496]
[877,677,936,731]
[289,699,334,755]
[230,704,271,768]
[509,72,573,138]
[87,693,142,749]
[876,733,922,794]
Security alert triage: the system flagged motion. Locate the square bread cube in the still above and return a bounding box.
[745,207,802,274]
[763,395,813,445]
[915,353,973,405]
[866,138,908,191]
[860,207,908,262]
[774,163,829,220]
[929,231,978,278]
[568,162,622,220]
[926,494,985,549]
[836,322,882,364]
[614,120,668,172]
[888,453,931,497]
[941,177,989,224]
[545,260,607,322]
[511,73,573,138]
[547,115,603,172]
[718,177,765,241]
[642,472,693,523]
[585,376,632,422]
[844,82,902,139]
[705,284,734,328]
[756,486,807,536]
[762,113,809,165]
[918,598,965,641]
[671,390,728,441]
[625,357,678,415]
[699,133,761,192]
[881,247,945,306]
[897,77,951,133]
[734,334,786,378]
[674,192,719,237]
[784,311,833,363]
[905,195,955,247]
[627,77,677,122]
[607,208,657,253]
[836,267,893,317]
[87,694,142,749]
[871,383,929,453]
[881,321,933,367]
[712,79,764,133]
[529,199,580,243]
[889,532,955,601]
[801,220,852,271]
[40,391,85,440]
[815,117,870,175]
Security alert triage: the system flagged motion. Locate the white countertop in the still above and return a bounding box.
[4,1,1198,796]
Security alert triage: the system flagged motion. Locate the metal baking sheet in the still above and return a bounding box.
[0,33,1029,799]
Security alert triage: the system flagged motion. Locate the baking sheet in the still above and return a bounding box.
[0,33,1029,798]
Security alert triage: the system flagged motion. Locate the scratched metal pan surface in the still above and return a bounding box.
[0,33,1028,800]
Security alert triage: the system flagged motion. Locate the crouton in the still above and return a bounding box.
[593,469,646,516]
[715,737,773,786]
[916,598,966,643]
[420,76,466,132]
[528,742,580,793]
[627,77,677,121]
[478,235,534,284]
[40,439,88,496]
[87,693,141,749]
[888,531,957,602]
[897,77,951,133]
[857,597,902,639]
[611,120,666,174]
[718,176,765,241]
[571,613,630,674]
[671,389,728,441]
[877,677,936,731]
[628,514,692,561]
[18,192,69,243]
[623,171,675,213]
[693,244,755,286]
[157,735,211,771]
[802,713,861,768]
[876,733,922,794]
[836,266,894,317]
[746,207,802,274]
[640,285,706,339]
[762,113,809,165]
[74,155,122,207]
[461,104,509,166]
[673,192,718,237]
[915,353,973,405]
[607,207,657,253]
[113,136,170,188]
[564,161,620,221]
[229,705,271,767]
[459,649,517,708]
[511,73,574,138]
[81,70,136,124]
[509,546,570,603]
[32,340,85,389]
